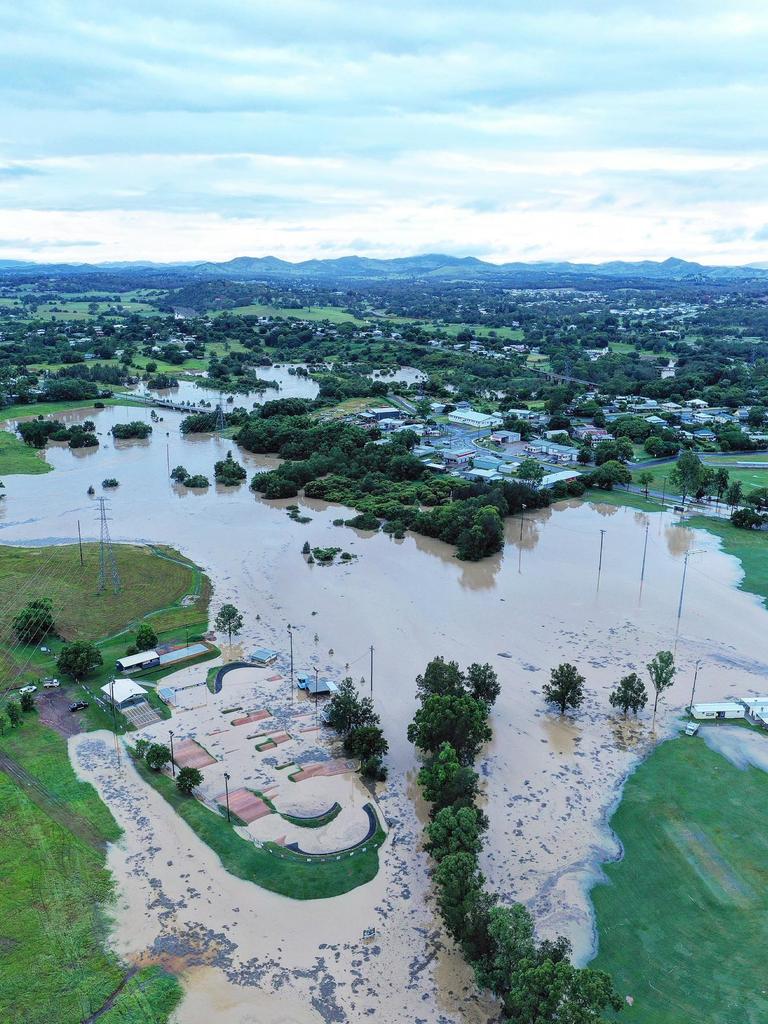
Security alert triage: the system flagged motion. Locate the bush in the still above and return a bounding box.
[111,421,152,439]
[184,474,210,488]
[102,478,119,488]
[731,507,766,530]
[214,451,247,485]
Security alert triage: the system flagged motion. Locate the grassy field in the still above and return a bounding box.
[218,302,368,325]
[591,736,768,1023]
[634,458,768,495]
[133,754,385,899]
[0,720,182,1023]
[0,396,146,421]
[0,543,214,728]
[0,429,52,475]
[0,543,207,643]
[582,487,663,513]
[686,515,768,609]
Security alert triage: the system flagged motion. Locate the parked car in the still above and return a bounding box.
[19,685,37,695]
[43,678,60,688]
[69,701,89,712]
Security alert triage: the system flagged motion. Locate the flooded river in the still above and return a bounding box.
[4,401,768,1021]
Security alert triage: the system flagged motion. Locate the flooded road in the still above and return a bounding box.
[5,402,768,1020]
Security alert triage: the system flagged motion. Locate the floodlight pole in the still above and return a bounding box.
[689,658,701,712]
[370,645,374,697]
[288,626,294,699]
[169,730,175,777]
[640,522,649,584]
[314,666,319,728]
[223,771,231,823]
[109,678,117,731]
[597,529,606,583]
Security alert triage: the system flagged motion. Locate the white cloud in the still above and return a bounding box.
[0,1,767,263]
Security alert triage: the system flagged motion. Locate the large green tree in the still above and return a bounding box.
[215,603,244,643]
[426,805,485,862]
[176,766,203,794]
[608,672,648,717]
[57,640,103,681]
[543,663,586,715]
[12,597,54,644]
[433,851,486,942]
[668,451,706,504]
[647,650,676,721]
[416,657,465,699]
[407,693,492,765]
[325,677,376,736]
[417,742,482,815]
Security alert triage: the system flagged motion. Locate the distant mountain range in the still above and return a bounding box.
[0,253,767,285]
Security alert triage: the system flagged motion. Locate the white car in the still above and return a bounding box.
[43,678,60,688]
[19,685,37,695]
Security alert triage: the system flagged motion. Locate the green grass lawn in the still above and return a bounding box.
[133,754,385,899]
[634,459,768,495]
[0,396,146,421]
[582,487,663,513]
[0,429,52,475]
[217,302,368,325]
[0,542,214,726]
[0,721,181,1024]
[685,515,768,609]
[591,737,768,1023]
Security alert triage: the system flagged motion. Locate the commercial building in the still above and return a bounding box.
[447,409,503,429]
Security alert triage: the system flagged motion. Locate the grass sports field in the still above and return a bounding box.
[591,736,768,1023]
[685,515,768,610]
[0,721,181,1024]
[634,458,768,495]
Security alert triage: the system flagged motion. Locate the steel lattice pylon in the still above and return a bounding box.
[97,497,121,593]
[215,396,226,433]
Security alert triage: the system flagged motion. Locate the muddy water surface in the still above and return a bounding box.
[5,403,768,1020]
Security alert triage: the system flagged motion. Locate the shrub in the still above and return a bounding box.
[102,478,119,488]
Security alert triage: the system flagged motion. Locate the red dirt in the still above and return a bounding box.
[217,787,273,823]
[172,738,216,769]
[230,709,270,727]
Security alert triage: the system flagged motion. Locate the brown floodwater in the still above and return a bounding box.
[5,401,768,1021]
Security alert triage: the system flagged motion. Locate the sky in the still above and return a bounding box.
[1,0,768,266]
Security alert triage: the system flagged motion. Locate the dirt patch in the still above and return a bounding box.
[172,738,217,769]
[37,688,83,738]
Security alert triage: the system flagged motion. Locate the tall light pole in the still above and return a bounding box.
[109,678,117,732]
[597,528,606,587]
[314,666,319,729]
[169,730,175,777]
[677,549,704,625]
[640,522,649,585]
[369,645,374,698]
[688,658,701,712]
[288,625,294,699]
[223,771,231,823]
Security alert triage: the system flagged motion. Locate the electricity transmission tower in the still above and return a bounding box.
[215,395,226,433]
[97,497,121,593]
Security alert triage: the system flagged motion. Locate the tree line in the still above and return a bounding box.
[408,656,622,1023]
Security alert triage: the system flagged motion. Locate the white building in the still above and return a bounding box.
[448,409,503,429]
[690,702,745,721]
[115,649,160,673]
[101,678,148,709]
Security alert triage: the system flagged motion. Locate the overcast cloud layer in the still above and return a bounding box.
[1,1,768,265]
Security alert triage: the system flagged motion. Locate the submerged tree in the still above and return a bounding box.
[215,603,244,643]
[543,663,586,715]
[647,650,676,723]
[608,672,648,717]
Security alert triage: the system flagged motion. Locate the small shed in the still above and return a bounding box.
[690,701,745,720]
[297,675,339,696]
[101,679,148,709]
[252,648,278,666]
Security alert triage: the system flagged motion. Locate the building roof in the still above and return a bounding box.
[102,679,147,704]
[691,701,744,713]
[447,409,497,424]
[116,649,159,669]
[739,696,768,708]
[541,470,581,486]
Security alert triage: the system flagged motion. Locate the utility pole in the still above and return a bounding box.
[689,658,701,711]
[640,522,649,584]
[77,519,84,567]
[223,771,231,823]
[109,678,117,731]
[288,626,294,699]
[370,645,374,697]
[677,549,703,625]
[314,666,319,728]
[597,529,606,583]
[169,730,175,778]
[166,443,170,475]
